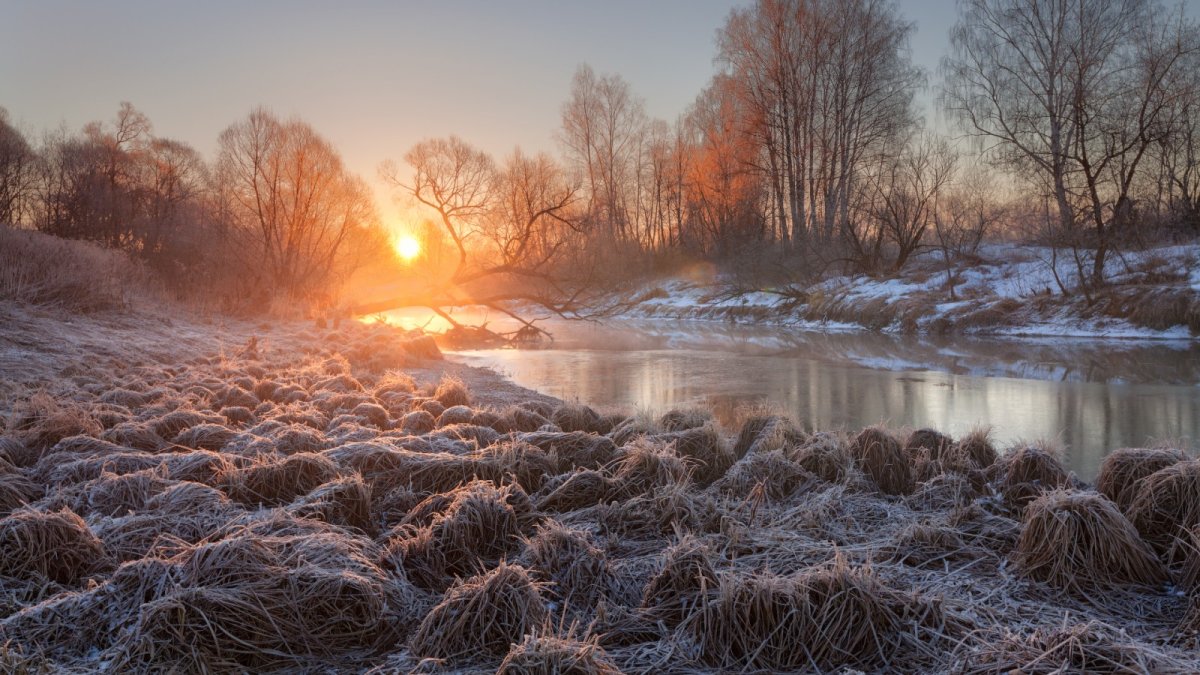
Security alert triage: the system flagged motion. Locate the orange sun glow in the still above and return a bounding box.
[394,234,421,261]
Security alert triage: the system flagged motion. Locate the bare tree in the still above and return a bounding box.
[0,108,37,226]
[385,136,493,279]
[33,103,152,248]
[559,65,648,244]
[683,75,767,257]
[717,0,922,251]
[378,138,616,340]
[944,0,1199,292]
[934,163,1010,298]
[215,108,379,302]
[850,134,958,274]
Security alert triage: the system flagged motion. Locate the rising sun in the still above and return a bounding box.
[394,234,421,261]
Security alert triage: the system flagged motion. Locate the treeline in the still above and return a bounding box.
[3,0,1200,316]
[0,104,387,311]
[552,0,1200,288]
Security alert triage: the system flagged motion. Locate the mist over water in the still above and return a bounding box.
[430,315,1200,480]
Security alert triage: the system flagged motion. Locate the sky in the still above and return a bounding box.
[1,0,961,225]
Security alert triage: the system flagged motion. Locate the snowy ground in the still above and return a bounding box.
[626,243,1200,340]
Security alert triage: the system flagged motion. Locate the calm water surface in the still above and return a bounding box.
[385,311,1200,480]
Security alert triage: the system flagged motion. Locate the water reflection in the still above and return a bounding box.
[443,319,1200,480]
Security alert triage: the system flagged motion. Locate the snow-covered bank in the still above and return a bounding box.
[626,243,1200,340]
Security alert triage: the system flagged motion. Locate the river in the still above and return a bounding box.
[382,310,1200,480]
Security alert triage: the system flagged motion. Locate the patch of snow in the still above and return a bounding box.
[620,242,1200,341]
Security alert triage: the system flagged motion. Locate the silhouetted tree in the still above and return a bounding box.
[378,137,617,339]
[215,108,379,300]
[0,108,37,226]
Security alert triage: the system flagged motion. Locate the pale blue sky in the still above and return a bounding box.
[0,1,997,215]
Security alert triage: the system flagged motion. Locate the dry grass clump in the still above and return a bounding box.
[150,409,222,440]
[640,535,718,624]
[144,480,232,517]
[1014,490,1168,594]
[373,371,416,398]
[651,425,733,484]
[353,449,482,495]
[1127,459,1200,558]
[172,422,236,450]
[472,440,556,493]
[160,449,237,485]
[497,632,622,675]
[437,404,475,427]
[687,558,937,672]
[95,483,237,562]
[951,620,1194,674]
[105,531,416,672]
[400,409,437,435]
[524,431,619,471]
[849,426,914,496]
[30,449,161,488]
[287,474,373,534]
[312,373,363,394]
[219,452,341,507]
[715,448,814,500]
[947,427,998,471]
[0,473,41,517]
[0,508,108,584]
[43,433,124,457]
[521,521,610,607]
[1097,447,1189,514]
[384,481,538,590]
[535,470,617,512]
[732,415,805,459]
[350,401,389,428]
[907,472,976,511]
[501,406,552,433]
[607,414,659,447]
[993,443,1072,512]
[552,403,604,433]
[434,375,471,408]
[5,394,101,464]
[886,522,973,567]
[420,398,447,417]
[265,422,327,454]
[608,440,692,497]
[428,422,501,449]
[596,483,720,538]
[219,405,255,425]
[659,407,713,432]
[99,422,164,451]
[789,431,853,484]
[905,428,955,461]
[98,387,154,408]
[409,562,547,663]
[62,468,173,517]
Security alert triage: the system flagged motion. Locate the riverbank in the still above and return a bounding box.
[1,303,1198,672]
[626,242,1200,340]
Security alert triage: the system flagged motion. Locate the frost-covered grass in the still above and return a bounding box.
[1,309,1198,672]
[0,225,147,313]
[629,243,1200,339]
